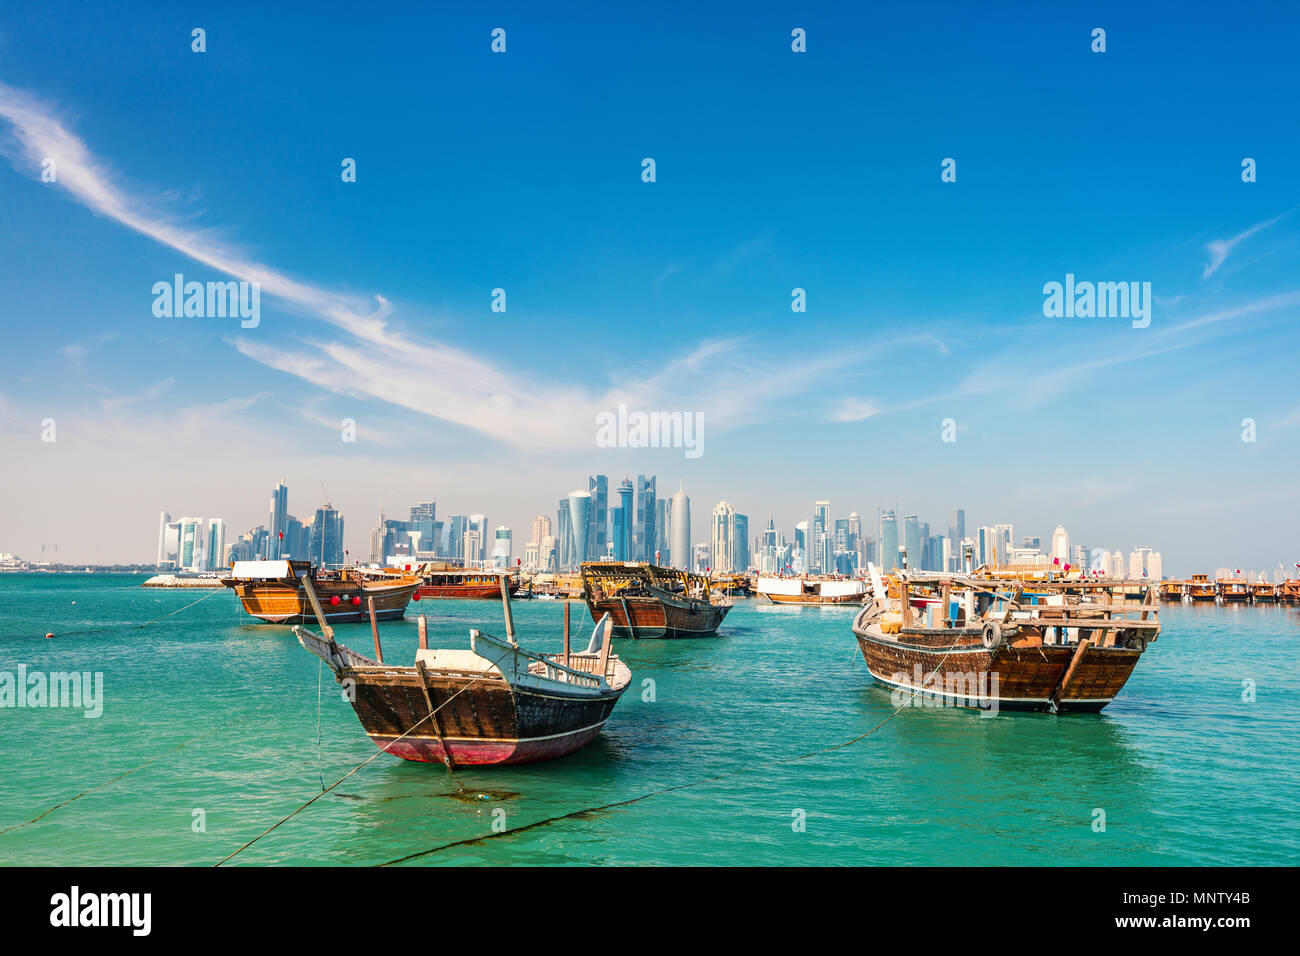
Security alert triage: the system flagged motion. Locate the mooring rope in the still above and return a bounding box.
[213,647,515,867]
[375,638,967,866]
[41,587,227,639]
[0,715,252,837]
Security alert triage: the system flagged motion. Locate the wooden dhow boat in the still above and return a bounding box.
[756,575,866,605]
[1188,573,1217,603]
[851,566,1160,713]
[1159,580,1188,602]
[412,563,522,600]
[295,577,631,766]
[580,562,731,639]
[1217,577,1250,604]
[1250,580,1278,604]
[221,559,420,624]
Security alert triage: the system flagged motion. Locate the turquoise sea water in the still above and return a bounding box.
[0,573,1297,866]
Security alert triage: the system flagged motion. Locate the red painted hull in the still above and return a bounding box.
[371,723,606,765]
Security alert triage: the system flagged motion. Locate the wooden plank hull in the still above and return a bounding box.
[588,595,730,638]
[763,592,862,605]
[229,579,417,624]
[345,669,624,765]
[415,580,521,600]
[854,632,1141,712]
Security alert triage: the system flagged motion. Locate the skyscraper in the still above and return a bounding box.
[670,486,691,571]
[635,475,656,562]
[567,490,592,567]
[710,501,736,573]
[655,498,670,565]
[614,478,633,561]
[308,504,345,567]
[206,518,225,572]
[793,520,809,572]
[1051,524,1070,562]
[469,514,488,562]
[902,515,921,570]
[178,516,203,571]
[156,510,171,567]
[531,514,551,549]
[879,511,898,571]
[586,475,608,563]
[734,513,749,572]
[556,500,572,569]
[493,526,512,568]
[268,481,288,559]
[948,508,965,571]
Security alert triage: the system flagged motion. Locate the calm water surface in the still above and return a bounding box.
[1,574,1297,865]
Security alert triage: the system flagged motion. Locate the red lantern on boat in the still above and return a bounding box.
[412,592,421,601]
[329,595,341,606]
[351,595,362,606]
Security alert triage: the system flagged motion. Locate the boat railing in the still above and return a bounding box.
[473,629,606,689]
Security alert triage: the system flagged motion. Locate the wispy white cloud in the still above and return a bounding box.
[1202,213,1288,278]
[0,81,852,453]
[829,397,880,422]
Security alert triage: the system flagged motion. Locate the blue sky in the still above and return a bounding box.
[2,1,1299,573]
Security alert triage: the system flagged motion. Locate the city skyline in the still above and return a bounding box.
[2,7,1298,572]
[115,474,1218,580]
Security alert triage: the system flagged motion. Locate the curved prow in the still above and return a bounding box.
[585,612,613,655]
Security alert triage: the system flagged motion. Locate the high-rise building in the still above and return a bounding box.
[462,529,481,567]
[268,481,289,559]
[613,478,634,561]
[531,515,551,549]
[524,540,540,569]
[178,516,203,571]
[567,491,592,567]
[902,515,921,570]
[556,501,570,568]
[1051,524,1070,562]
[793,520,809,573]
[734,513,749,572]
[879,511,898,572]
[655,498,670,565]
[995,524,1014,567]
[468,514,488,562]
[670,486,691,571]
[206,519,225,572]
[540,534,557,571]
[586,475,608,564]
[948,509,966,569]
[493,526,512,568]
[710,501,737,573]
[156,511,172,567]
[635,475,656,562]
[1147,551,1163,581]
[308,504,345,567]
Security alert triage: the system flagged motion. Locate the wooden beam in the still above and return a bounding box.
[1050,638,1092,710]
[417,613,428,650]
[413,659,454,771]
[562,600,571,666]
[499,575,516,645]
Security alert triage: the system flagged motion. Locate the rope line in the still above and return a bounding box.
[375,639,965,866]
[43,587,226,639]
[0,716,250,837]
[213,646,514,867]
